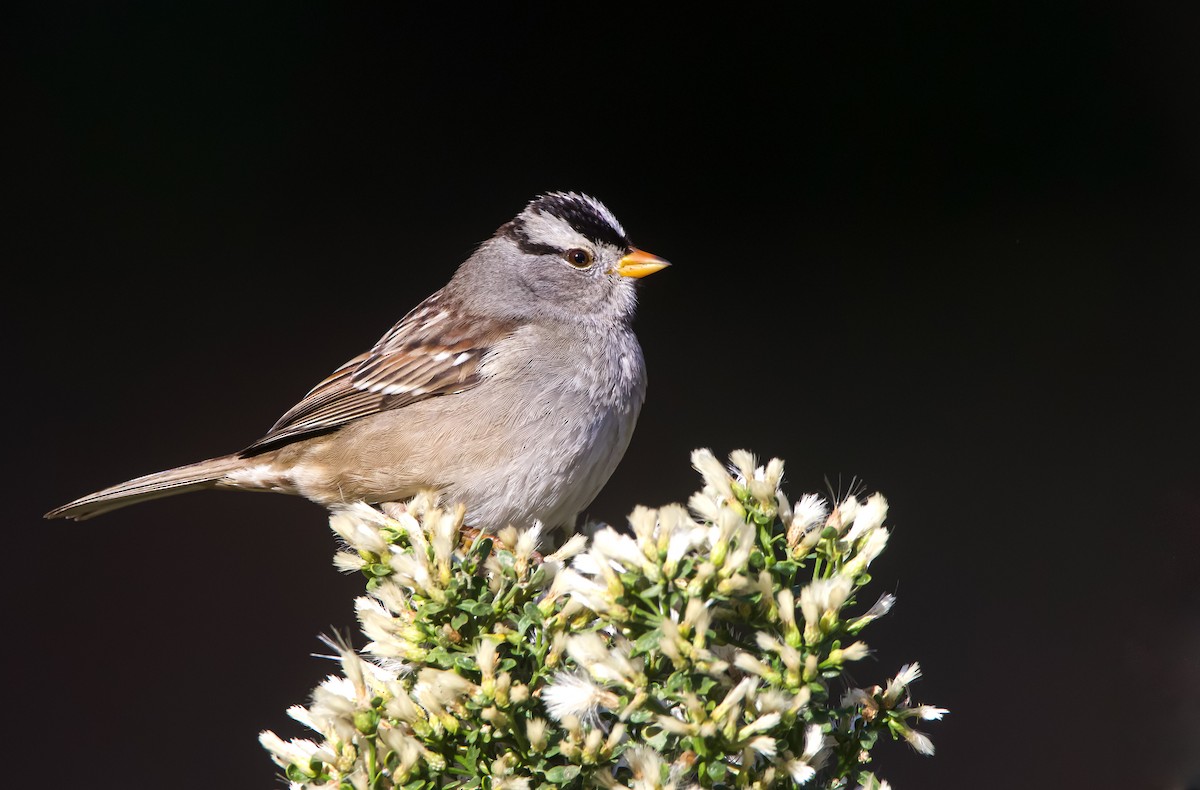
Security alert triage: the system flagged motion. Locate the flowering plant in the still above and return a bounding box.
[260,449,946,789]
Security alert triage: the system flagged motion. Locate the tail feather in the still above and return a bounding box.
[45,455,248,521]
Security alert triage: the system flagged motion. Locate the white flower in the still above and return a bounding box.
[416,667,475,707]
[476,638,498,681]
[723,521,757,574]
[798,575,854,642]
[525,717,549,751]
[853,592,896,627]
[429,505,460,577]
[734,651,774,679]
[838,641,871,662]
[903,727,935,755]
[912,704,949,721]
[785,724,830,785]
[548,567,612,615]
[515,522,543,563]
[729,450,784,501]
[843,527,890,577]
[333,551,366,573]
[748,735,778,758]
[786,760,816,785]
[566,632,642,689]
[258,731,330,770]
[329,503,390,554]
[711,677,756,728]
[624,745,667,790]
[389,549,435,599]
[542,672,612,724]
[788,494,829,537]
[844,493,888,542]
[826,495,860,535]
[591,527,647,572]
[378,727,424,776]
[737,711,780,740]
[776,588,797,632]
[687,490,723,522]
[691,448,735,502]
[545,532,589,565]
[884,662,922,705]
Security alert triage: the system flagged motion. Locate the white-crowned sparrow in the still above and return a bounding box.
[45,192,669,533]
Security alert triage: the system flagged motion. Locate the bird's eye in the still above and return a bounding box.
[564,248,593,268]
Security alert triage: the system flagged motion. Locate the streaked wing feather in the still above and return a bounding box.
[240,293,515,455]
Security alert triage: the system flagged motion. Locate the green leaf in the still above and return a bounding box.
[644,727,669,751]
[366,562,392,578]
[543,765,580,783]
[523,601,544,625]
[706,760,727,783]
[285,764,312,783]
[773,560,799,576]
[527,565,547,587]
[458,600,493,616]
[632,629,661,655]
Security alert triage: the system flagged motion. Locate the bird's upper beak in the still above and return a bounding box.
[612,247,671,279]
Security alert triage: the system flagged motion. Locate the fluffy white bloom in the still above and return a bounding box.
[903,727,935,755]
[549,567,612,614]
[591,527,647,572]
[333,551,367,572]
[748,735,778,758]
[428,506,460,577]
[476,638,498,680]
[258,731,330,769]
[687,490,723,522]
[515,522,543,563]
[912,704,949,721]
[525,717,549,751]
[729,450,785,501]
[844,493,888,542]
[857,592,896,624]
[329,503,390,554]
[542,672,610,724]
[843,527,890,577]
[785,723,830,785]
[624,745,668,790]
[799,575,854,642]
[737,711,780,739]
[786,759,816,785]
[827,495,861,535]
[884,662,923,705]
[839,641,871,662]
[691,448,735,502]
[790,493,829,535]
[566,632,642,689]
[545,532,589,565]
[711,677,756,727]
[776,588,797,631]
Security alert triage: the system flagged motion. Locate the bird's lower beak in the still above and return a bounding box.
[612,247,671,279]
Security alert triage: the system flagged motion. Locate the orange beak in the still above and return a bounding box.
[612,247,671,279]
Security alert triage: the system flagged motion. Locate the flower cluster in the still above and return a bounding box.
[260,450,946,789]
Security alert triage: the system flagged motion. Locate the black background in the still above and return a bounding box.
[8,3,1199,788]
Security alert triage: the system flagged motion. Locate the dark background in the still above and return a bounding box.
[7,3,1199,788]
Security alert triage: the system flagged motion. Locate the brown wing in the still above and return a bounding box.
[240,291,516,455]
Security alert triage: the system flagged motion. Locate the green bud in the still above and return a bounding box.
[354,708,380,735]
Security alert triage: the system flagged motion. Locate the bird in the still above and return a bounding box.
[45,191,669,536]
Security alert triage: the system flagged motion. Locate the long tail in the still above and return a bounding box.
[44,455,249,521]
